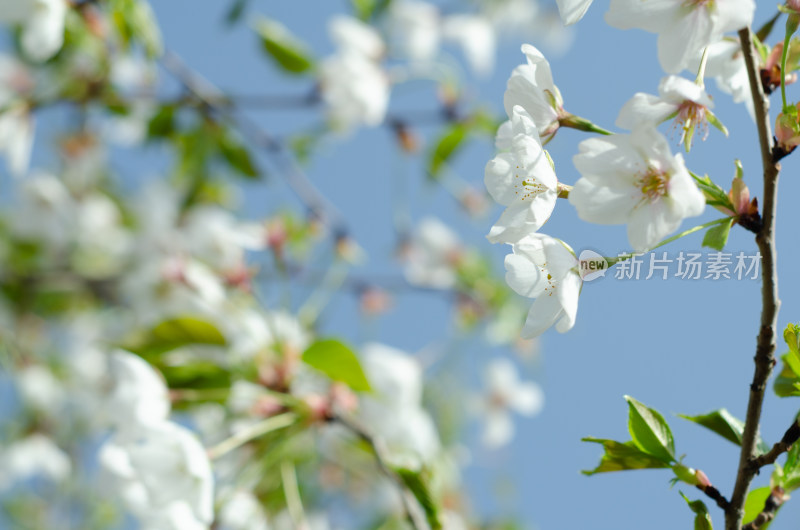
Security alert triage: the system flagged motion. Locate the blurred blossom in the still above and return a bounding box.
[0,0,67,62]
[403,217,463,289]
[320,16,390,132]
[217,489,270,530]
[474,358,543,448]
[99,421,214,529]
[387,1,440,63]
[106,350,171,431]
[441,14,496,76]
[0,434,71,490]
[358,343,441,464]
[16,364,64,413]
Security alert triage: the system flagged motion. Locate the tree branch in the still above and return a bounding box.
[741,488,785,530]
[750,420,800,470]
[160,50,350,238]
[333,412,428,530]
[726,27,782,530]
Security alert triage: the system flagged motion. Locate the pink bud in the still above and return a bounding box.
[695,469,711,488]
[729,178,751,216]
[775,108,800,150]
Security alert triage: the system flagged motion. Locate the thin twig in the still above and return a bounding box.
[726,27,782,530]
[697,483,730,511]
[206,412,297,460]
[334,412,428,530]
[160,51,349,237]
[750,420,800,469]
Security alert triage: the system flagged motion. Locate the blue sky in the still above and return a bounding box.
[146,1,800,528]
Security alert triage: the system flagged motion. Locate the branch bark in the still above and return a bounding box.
[334,412,429,530]
[726,27,782,530]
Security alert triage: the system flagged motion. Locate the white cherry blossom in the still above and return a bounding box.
[0,0,67,62]
[319,52,389,131]
[474,358,543,448]
[605,0,755,74]
[505,233,582,337]
[0,434,71,490]
[485,106,558,244]
[441,14,496,76]
[503,44,563,142]
[569,126,705,251]
[358,343,440,464]
[387,1,440,63]
[616,75,724,148]
[403,217,462,289]
[556,0,594,26]
[98,421,214,529]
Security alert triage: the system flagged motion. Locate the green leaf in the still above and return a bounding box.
[225,0,249,25]
[784,323,800,355]
[218,130,260,178]
[781,441,800,491]
[253,17,315,74]
[680,492,713,530]
[701,217,734,251]
[427,123,467,180]
[147,105,176,139]
[743,487,773,528]
[127,316,227,357]
[302,339,371,392]
[394,467,442,530]
[351,0,393,20]
[774,353,800,397]
[581,437,672,475]
[109,0,163,57]
[160,361,232,390]
[625,395,675,462]
[679,408,769,455]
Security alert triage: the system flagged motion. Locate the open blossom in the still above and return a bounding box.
[556,0,594,26]
[441,14,496,76]
[616,75,725,149]
[474,358,544,448]
[403,217,463,289]
[387,1,440,63]
[686,37,754,118]
[99,421,214,529]
[0,0,67,62]
[606,0,755,74]
[503,44,563,142]
[505,233,582,338]
[485,106,558,244]
[358,343,440,464]
[569,126,705,252]
[320,17,390,132]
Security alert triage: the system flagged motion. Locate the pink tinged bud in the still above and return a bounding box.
[788,0,800,13]
[695,469,711,488]
[766,43,784,72]
[729,178,751,216]
[359,287,392,316]
[775,109,800,149]
[303,394,332,422]
[330,383,358,413]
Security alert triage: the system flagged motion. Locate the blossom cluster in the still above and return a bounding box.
[485,0,757,338]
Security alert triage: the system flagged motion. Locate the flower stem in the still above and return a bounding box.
[206,412,297,460]
[604,217,731,266]
[696,47,709,87]
[781,15,799,112]
[560,114,613,135]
